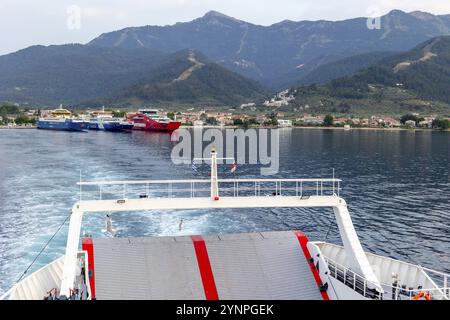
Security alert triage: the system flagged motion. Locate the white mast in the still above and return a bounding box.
[210,147,219,200]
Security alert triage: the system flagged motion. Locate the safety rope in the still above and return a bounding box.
[15,213,71,283]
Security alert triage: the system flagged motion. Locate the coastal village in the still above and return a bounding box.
[1,105,449,130]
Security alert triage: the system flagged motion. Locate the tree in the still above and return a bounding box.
[400,114,423,125]
[233,118,244,126]
[432,118,450,130]
[167,112,175,120]
[14,115,35,125]
[323,114,334,127]
[206,117,218,125]
[265,112,278,126]
[113,110,126,118]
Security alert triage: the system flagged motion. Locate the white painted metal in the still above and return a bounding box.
[204,231,322,300]
[5,251,90,300]
[78,178,341,186]
[93,237,205,300]
[210,148,219,199]
[60,206,84,297]
[333,205,382,292]
[314,242,450,300]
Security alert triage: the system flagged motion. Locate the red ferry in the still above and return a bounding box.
[128,109,181,132]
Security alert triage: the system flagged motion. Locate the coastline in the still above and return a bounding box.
[180,125,448,132]
[1,125,447,132]
[0,126,36,129]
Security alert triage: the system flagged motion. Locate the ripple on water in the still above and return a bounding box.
[0,129,448,294]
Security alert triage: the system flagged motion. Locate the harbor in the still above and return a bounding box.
[0,128,448,299]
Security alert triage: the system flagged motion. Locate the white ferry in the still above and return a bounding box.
[1,150,448,300]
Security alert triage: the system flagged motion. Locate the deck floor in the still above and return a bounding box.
[92,231,323,300]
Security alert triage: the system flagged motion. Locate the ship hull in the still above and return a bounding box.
[88,122,100,130]
[128,113,181,132]
[37,119,88,131]
[103,122,134,132]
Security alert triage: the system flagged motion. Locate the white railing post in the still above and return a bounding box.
[338,181,340,197]
[445,275,449,299]
[363,280,366,297]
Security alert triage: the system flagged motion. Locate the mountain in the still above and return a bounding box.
[2,9,450,108]
[0,45,166,106]
[0,45,264,107]
[93,50,267,107]
[88,10,450,88]
[289,36,450,115]
[297,51,397,86]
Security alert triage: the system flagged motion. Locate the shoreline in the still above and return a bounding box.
[180,125,448,132]
[1,126,447,132]
[0,126,36,129]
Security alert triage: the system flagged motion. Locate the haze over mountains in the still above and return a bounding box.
[1,9,450,110]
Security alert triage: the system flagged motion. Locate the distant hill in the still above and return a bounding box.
[95,50,267,107]
[2,9,450,108]
[297,51,397,86]
[0,45,166,106]
[288,36,450,115]
[89,10,450,88]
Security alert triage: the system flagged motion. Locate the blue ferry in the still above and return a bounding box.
[37,118,89,131]
[89,116,134,132]
[37,108,89,131]
[103,120,134,132]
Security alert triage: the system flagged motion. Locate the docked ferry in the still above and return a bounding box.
[128,109,181,132]
[103,119,134,132]
[1,150,448,300]
[89,116,134,132]
[37,108,88,132]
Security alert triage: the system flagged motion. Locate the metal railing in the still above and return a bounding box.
[326,258,382,299]
[325,257,450,300]
[77,178,342,201]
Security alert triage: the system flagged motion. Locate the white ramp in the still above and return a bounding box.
[91,231,324,300]
[204,232,323,300]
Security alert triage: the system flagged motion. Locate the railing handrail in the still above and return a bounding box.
[77,178,342,186]
[325,256,450,300]
[421,266,450,278]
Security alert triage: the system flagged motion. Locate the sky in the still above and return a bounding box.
[0,0,449,55]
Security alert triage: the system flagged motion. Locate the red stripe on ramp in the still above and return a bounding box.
[293,231,330,300]
[191,235,219,300]
[82,237,96,299]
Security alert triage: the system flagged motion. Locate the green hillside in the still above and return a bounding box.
[289,36,450,115]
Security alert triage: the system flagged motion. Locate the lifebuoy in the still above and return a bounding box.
[412,292,432,300]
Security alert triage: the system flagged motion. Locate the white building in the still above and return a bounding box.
[277,119,293,127]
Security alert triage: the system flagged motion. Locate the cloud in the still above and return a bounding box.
[0,0,449,55]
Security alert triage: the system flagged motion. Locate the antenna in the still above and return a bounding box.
[333,168,335,196]
[193,147,235,200]
[79,170,82,201]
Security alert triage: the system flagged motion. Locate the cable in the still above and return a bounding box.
[15,213,71,283]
